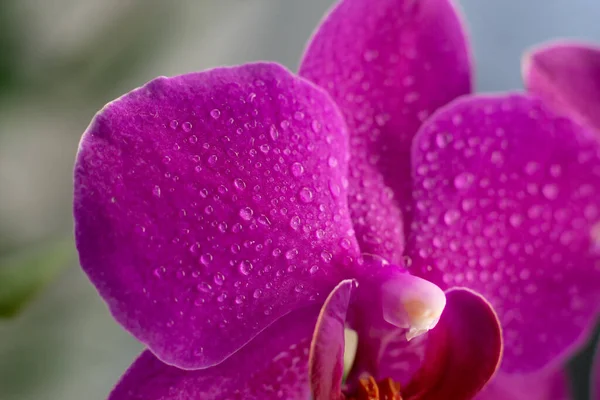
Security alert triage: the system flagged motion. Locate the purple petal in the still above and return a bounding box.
[299,0,472,263]
[109,306,319,400]
[409,94,600,373]
[74,62,360,369]
[309,279,354,400]
[475,370,571,400]
[404,288,502,400]
[593,343,600,400]
[523,41,600,135]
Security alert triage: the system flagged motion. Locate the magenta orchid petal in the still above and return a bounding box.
[309,279,354,400]
[475,370,571,400]
[74,62,361,369]
[523,41,600,135]
[109,306,319,400]
[299,0,472,263]
[409,93,600,373]
[593,343,600,400]
[404,288,502,400]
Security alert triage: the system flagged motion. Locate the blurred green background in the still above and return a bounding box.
[0,1,599,399]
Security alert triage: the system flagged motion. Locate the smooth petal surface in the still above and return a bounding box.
[409,94,600,373]
[404,288,502,400]
[109,306,318,400]
[309,279,354,400]
[299,0,472,263]
[523,41,600,134]
[74,62,360,368]
[475,370,571,400]
[593,343,600,400]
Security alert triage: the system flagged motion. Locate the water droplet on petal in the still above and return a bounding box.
[320,250,333,263]
[234,178,247,190]
[210,109,221,119]
[239,207,253,221]
[291,162,305,177]
[182,121,192,132]
[289,215,301,230]
[299,187,314,203]
[239,260,253,275]
[200,253,213,265]
[213,272,225,285]
[443,209,460,225]
[542,184,559,200]
[453,172,474,190]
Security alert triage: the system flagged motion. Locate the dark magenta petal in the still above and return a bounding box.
[309,279,354,400]
[109,306,319,400]
[523,41,600,134]
[409,93,600,373]
[404,288,502,400]
[299,0,472,263]
[475,370,571,400]
[74,62,361,369]
[593,343,600,400]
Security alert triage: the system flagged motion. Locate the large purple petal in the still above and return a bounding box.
[593,343,600,400]
[404,288,502,400]
[74,62,360,369]
[523,41,600,135]
[309,279,354,400]
[475,370,571,400]
[299,0,472,263]
[409,94,600,373]
[109,306,319,400]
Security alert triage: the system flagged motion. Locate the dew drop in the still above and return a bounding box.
[239,207,254,221]
[289,215,301,230]
[320,250,333,263]
[182,121,192,132]
[208,155,218,165]
[328,156,339,168]
[269,125,279,140]
[299,187,314,203]
[169,120,179,129]
[311,120,321,133]
[234,178,247,191]
[210,109,221,119]
[200,253,213,265]
[239,260,253,275]
[436,132,452,148]
[329,180,341,197]
[542,184,559,200]
[453,172,474,190]
[443,209,460,225]
[213,272,225,285]
[285,248,298,260]
[291,162,305,177]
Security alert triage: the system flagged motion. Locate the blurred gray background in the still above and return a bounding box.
[0,1,599,399]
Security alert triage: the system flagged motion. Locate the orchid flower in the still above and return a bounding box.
[73,0,600,399]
